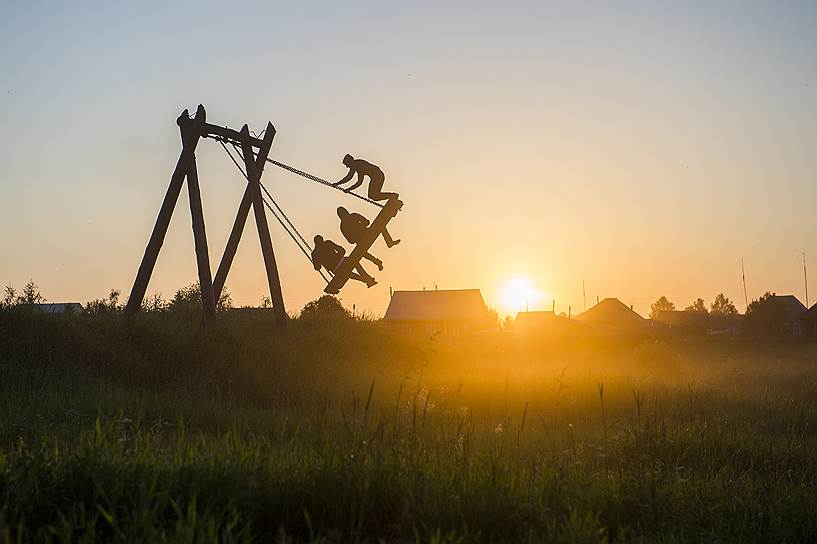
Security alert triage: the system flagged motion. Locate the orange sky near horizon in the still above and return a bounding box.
[1,3,815,318]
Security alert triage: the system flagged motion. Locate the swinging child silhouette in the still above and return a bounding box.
[333,154,401,204]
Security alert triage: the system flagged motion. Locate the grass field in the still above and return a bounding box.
[2,306,817,542]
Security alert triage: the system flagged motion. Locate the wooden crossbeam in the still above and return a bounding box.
[201,123,265,148]
[125,105,206,317]
[324,198,402,294]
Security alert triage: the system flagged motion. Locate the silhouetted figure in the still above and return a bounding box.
[333,154,400,203]
[311,235,376,293]
[336,206,400,272]
[337,207,383,270]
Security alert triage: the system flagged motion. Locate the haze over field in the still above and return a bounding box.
[1,2,815,316]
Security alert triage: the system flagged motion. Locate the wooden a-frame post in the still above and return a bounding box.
[125,106,288,331]
[210,123,288,330]
[240,125,288,329]
[186,157,217,323]
[124,105,217,324]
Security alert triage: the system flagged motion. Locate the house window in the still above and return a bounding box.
[793,322,802,336]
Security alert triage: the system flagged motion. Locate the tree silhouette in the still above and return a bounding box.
[745,292,786,336]
[85,289,122,315]
[299,295,351,320]
[168,282,232,313]
[486,307,501,329]
[710,293,738,315]
[1,281,44,307]
[650,296,675,319]
[685,298,708,313]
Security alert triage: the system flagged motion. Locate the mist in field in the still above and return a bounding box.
[2,291,817,541]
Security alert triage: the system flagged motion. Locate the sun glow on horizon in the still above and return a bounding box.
[499,276,547,315]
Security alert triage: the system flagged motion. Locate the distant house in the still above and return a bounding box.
[654,310,709,331]
[35,303,84,314]
[744,294,807,337]
[772,295,807,336]
[383,289,491,336]
[797,303,817,338]
[653,309,742,335]
[514,310,581,337]
[707,312,744,336]
[514,310,555,329]
[575,298,646,329]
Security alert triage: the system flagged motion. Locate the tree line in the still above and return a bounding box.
[650,291,806,336]
[649,293,738,319]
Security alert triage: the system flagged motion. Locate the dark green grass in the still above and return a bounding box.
[2,309,817,542]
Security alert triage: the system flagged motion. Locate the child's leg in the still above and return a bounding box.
[354,264,376,286]
[367,172,400,202]
[369,190,399,202]
[363,252,383,271]
[381,226,400,247]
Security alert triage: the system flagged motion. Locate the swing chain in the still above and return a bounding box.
[218,140,330,283]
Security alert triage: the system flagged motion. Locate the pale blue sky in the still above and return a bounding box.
[1,1,815,315]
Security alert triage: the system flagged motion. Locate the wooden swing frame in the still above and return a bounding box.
[124,105,287,330]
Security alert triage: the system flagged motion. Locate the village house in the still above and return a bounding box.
[35,303,84,314]
[514,310,556,329]
[383,289,491,336]
[706,312,744,335]
[770,295,807,336]
[796,303,817,338]
[575,298,646,330]
[654,310,709,331]
[654,310,743,335]
[514,310,582,339]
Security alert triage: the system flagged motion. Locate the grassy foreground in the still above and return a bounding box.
[2,308,817,542]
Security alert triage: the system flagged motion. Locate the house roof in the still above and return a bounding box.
[515,311,555,323]
[654,309,709,328]
[514,311,583,333]
[769,295,807,321]
[36,303,84,314]
[384,289,488,321]
[575,298,644,326]
[799,303,817,321]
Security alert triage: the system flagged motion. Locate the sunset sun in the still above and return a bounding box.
[500,276,546,313]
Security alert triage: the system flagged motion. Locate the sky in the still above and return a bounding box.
[1,1,815,317]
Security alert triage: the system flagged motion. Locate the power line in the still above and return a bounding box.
[265,157,385,208]
[218,141,329,283]
[227,143,315,258]
[218,139,247,178]
[211,133,385,208]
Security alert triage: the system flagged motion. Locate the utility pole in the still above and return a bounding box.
[802,252,809,307]
[582,280,586,312]
[741,258,749,312]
